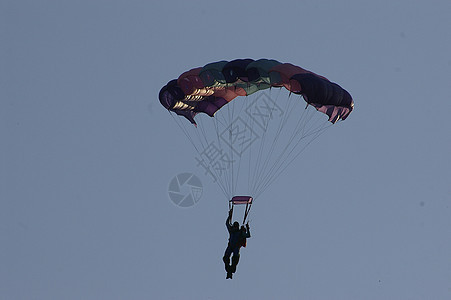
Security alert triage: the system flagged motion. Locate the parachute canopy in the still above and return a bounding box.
[159,58,354,125]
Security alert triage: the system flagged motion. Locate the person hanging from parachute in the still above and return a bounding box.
[159,58,354,279]
[223,196,253,279]
[223,209,251,279]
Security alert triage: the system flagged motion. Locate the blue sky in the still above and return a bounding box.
[2,0,451,299]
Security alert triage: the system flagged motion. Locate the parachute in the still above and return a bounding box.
[159,59,353,219]
[159,59,353,125]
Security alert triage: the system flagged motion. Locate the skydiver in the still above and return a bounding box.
[223,209,251,279]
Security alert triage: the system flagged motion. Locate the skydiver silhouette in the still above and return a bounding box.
[223,209,251,279]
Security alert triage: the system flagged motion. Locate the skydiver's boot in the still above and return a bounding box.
[231,254,240,273]
[226,271,233,279]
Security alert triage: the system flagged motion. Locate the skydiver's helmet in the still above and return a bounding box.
[233,222,239,230]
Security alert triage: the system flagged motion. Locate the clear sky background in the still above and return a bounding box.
[2,1,451,299]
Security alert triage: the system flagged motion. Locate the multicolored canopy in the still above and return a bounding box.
[159,58,354,125]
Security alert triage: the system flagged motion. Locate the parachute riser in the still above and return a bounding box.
[229,196,253,225]
[243,202,252,225]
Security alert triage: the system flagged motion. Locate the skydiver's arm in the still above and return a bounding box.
[246,225,251,238]
[226,212,232,231]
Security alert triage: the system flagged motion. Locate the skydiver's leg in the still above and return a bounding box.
[224,246,234,279]
[223,246,232,271]
[230,248,240,273]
